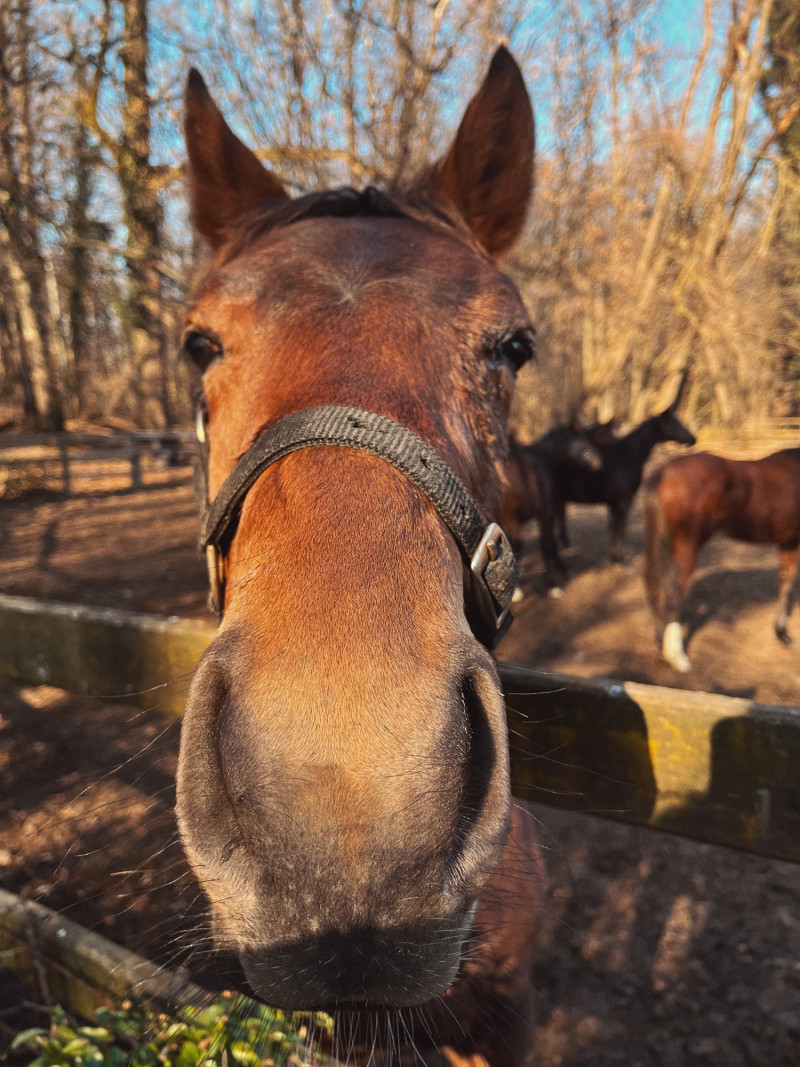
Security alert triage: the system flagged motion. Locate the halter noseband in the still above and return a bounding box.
[197,405,517,647]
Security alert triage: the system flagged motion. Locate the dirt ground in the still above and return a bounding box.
[1,473,799,1064]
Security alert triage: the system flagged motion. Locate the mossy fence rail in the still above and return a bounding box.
[0,887,205,1022]
[1,590,798,1026]
[1,592,798,865]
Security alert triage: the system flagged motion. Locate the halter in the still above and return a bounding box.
[197,405,518,647]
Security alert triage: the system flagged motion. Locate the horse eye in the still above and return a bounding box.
[493,329,535,372]
[184,331,222,371]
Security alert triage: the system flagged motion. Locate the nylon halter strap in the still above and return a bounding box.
[197,405,518,647]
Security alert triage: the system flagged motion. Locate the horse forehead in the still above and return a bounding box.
[209,216,511,315]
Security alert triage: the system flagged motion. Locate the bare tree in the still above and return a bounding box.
[189,0,529,187]
[512,0,800,436]
[5,0,800,436]
[77,0,173,427]
[0,0,64,428]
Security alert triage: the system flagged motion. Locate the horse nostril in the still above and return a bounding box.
[459,673,495,829]
[444,661,510,896]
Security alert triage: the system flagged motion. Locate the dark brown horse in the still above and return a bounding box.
[177,50,544,1066]
[644,448,800,672]
[501,429,601,595]
[584,418,620,445]
[551,378,696,563]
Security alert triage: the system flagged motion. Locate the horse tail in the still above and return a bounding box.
[643,467,669,621]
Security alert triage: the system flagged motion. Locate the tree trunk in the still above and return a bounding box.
[0,277,36,418]
[118,0,169,427]
[64,87,96,419]
[0,231,64,428]
[0,0,64,429]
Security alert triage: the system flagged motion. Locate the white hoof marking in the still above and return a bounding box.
[663,621,691,672]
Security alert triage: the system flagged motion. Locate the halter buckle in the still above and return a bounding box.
[470,522,516,634]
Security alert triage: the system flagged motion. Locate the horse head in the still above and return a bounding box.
[536,424,603,471]
[176,49,535,1012]
[565,432,603,470]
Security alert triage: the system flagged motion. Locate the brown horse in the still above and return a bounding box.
[176,50,545,1066]
[644,448,800,672]
[501,429,601,595]
[551,377,696,563]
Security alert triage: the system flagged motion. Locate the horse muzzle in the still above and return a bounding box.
[235,916,475,1010]
[176,634,510,1010]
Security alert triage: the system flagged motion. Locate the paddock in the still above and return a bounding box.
[0,472,799,1064]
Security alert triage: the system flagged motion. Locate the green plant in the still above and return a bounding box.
[12,998,332,1066]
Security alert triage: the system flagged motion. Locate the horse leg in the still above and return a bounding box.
[661,534,697,673]
[775,545,799,645]
[539,479,567,598]
[554,495,570,548]
[608,500,630,563]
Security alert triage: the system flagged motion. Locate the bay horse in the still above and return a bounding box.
[644,448,800,672]
[501,429,601,595]
[177,49,544,1066]
[551,377,696,563]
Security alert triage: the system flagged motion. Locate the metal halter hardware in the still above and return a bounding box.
[197,405,518,647]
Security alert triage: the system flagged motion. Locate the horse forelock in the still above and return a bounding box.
[199,183,486,278]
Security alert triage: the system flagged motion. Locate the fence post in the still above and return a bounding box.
[58,437,71,497]
[130,440,142,491]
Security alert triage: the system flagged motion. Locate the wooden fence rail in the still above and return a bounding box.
[0,430,196,497]
[0,593,798,863]
[0,888,205,1021]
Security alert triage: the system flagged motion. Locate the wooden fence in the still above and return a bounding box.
[767,417,800,437]
[1,593,798,864]
[0,888,205,1021]
[0,430,196,498]
[2,422,797,501]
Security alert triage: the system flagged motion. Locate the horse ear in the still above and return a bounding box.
[185,69,287,249]
[667,367,691,412]
[431,46,534,259]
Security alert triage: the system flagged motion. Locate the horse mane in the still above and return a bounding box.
[210,183,487,270]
